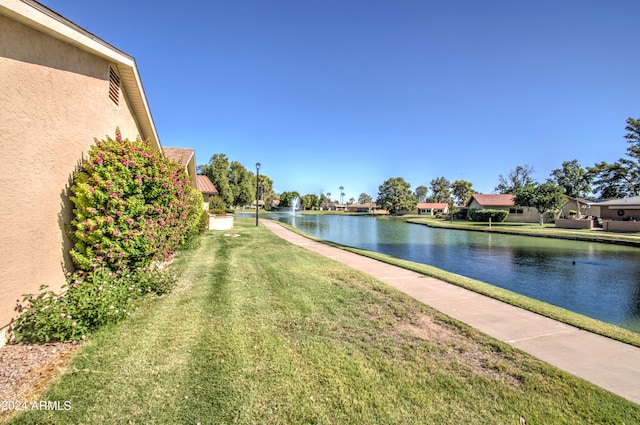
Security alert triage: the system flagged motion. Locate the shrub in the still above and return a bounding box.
[13,129,199,342]
[69,131,202,271]
[198,209,210,233]
[208,195,226,213]
[13,266,176,343]
[183,184,204,239]
[469,209,509,222]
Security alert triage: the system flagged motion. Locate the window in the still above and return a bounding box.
[109,67,120,105]
[509,208,524,214]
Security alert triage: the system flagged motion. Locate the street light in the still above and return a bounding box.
[255,162,261,226]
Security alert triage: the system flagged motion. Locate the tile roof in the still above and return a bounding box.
[471,194,515,207]
[417,203,448,209]
[196,175,218,195]
[163,147,194,167]
[347,203,377,207]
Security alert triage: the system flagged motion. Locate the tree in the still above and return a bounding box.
[279,191,300,208]
[301,194,319,210]
[257,174,274,200]
[319,193,331,209]
[414,185,428,203]
[621,117,640,195]
[451,179,475,205]
[550,159,592,198]
[201,153,233,206]
[495,164,536,194]
[429,177,452,203]
[200,156,274,208]
[348,197,355,205]
[358,193,373,204]
[376,177,418,214]
[339,186,345,205]
[514,182,566,225]
[228,161,255,207]
[589,117,640,198]
[588,162,632,199]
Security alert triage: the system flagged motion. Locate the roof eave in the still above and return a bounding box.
[0,0,161,151]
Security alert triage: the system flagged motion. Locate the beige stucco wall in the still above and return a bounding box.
[0,14,144,330]
[467,199,539,223]
[555,218,594,229]
[506,208,545,223]
[602,220,640,232]
[601,207,640,221]
[560,199,601,219]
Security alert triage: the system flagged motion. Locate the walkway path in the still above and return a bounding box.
[261,219,640,405]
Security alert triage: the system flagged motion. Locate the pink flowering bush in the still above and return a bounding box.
[70,130,202,271]
[13,129,202,342]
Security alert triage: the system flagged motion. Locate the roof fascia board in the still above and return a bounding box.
[1,0,134,66]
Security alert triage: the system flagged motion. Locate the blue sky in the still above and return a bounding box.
[43,0,640,200]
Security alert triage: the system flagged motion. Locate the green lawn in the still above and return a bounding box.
[9,218,640,424]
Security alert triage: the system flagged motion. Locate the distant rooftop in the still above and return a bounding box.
[163,147,194,167]
[196,175,218,195]
[470,194,515,206]
[417,202,448,209]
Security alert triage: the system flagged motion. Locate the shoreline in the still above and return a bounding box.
[405,218,640,248]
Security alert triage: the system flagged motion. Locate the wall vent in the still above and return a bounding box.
[109,67,120,105]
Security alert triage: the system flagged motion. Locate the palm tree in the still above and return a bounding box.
[339,186,344,205]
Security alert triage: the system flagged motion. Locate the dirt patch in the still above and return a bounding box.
[396,314,524,387]
[0,342,79,423]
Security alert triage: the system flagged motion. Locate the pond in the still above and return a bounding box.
[254,213,640,333]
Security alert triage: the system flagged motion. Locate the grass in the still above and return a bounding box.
[9,218,640,424]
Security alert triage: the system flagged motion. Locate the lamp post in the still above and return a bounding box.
[255,162,261,226]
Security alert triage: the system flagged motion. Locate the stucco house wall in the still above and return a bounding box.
[598,197,640,222]
[0,0,161,335]
[466,195,540,223]
[560,197,601,219]
[416,203,449,215]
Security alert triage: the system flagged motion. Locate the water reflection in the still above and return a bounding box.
[252,213,640,333]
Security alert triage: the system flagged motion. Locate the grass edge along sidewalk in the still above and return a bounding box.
[276,220,640,349]
[7,218,640,424]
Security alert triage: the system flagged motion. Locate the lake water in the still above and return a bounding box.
[255,213,640,333]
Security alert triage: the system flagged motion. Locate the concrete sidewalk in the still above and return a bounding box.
[261,219,640,405]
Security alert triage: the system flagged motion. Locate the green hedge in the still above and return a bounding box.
[469,209,509,222]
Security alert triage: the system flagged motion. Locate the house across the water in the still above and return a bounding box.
[464,194,540,223]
